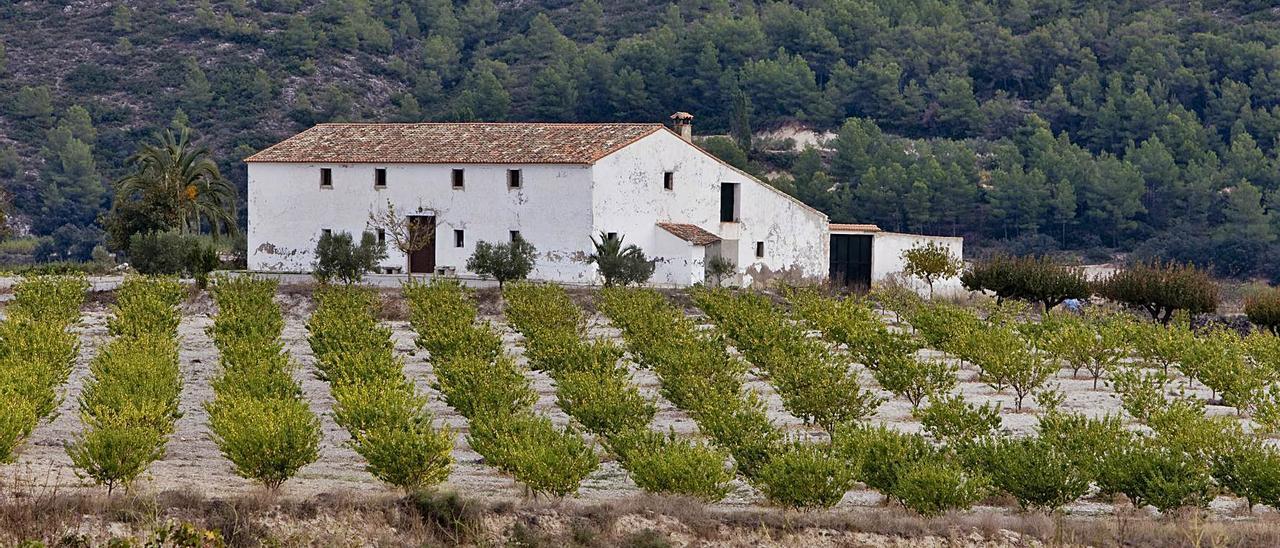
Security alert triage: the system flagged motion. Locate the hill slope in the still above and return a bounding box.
[2,1,1280,276]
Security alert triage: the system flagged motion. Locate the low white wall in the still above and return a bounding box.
[871,231,965,297]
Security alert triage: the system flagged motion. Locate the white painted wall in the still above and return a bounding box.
[246,162,596,281]
[651,230,705,286]
[248,128,830,287]
[837,230,965,297]
[590,130,829,287]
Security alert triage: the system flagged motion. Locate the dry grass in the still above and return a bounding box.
[5,474,1280,547]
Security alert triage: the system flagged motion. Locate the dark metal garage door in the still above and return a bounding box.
[830,234,872,289]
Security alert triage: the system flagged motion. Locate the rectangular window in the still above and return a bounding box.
[606,232,618,241]
[374,168,387,188]
[452,168,465,189]
[320,168,333,188]
[720,183,740,222]
[510,230,522,242]
[663,171,674,191]
[321,228,332,238]
[508,169,522,189]
[376,228,386,246]
[454,229,464,248]
[755,241,765,258]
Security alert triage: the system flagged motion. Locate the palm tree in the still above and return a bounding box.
[115,128,237,237]
[587,231,654,287]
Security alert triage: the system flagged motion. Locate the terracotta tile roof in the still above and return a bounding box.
[830,223,882,233]
[657,223,721,246]
[245,123,665,164]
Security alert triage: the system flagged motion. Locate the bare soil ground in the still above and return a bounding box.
[1,281,1277,546]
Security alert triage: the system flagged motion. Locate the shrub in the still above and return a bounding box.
[1042,311,1129,389]
[128,231,220,280]
[314,230,386,284]
[206,396,321,489]
[834,424,934,495]
[902,301,981,351]
[356,419,454,491]
[0,398,36,463]
[918,394,1002,447]
[66,406,167,495]
[970,436,1088,511]
[305,282,454,491]
[964,324,1052,410]
[873,356,957,412]
[900,241,962,298]
[127,231,188,274]
[789,288,923,371]
[693,288,881,433]
[694,394,781,478]
[961,255,1090,310]
[465,238,536,287]
[1212,437,1280,511]
[1095,260,1218,324]
[0,276,88,463]
[753,442,855,509]
[107,276,185,339]
[187,240,220,289]
[433,354,537,419]
[1036,412,1130,482]
[1245,287,1280,335]
[467,413,597,497]
[892,460,989,517]
[610,429,734,502]
[588,232,654,287]
[1097,437,1216,512]
[78,334,182,430]
[555,368,655,437]
[8,275,89,327]
[1124,315,1195,376]
[0,319,80,419]
[1186,329,1253,405]
[705,254,735,287]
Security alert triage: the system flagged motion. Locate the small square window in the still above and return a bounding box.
[321,228,332,238]
[510,230,522,242]
[663,171,674,191]
[320,168,333,188]
[376,228,386,245]
[606,232,618,241]
[755,241,765,258]
[452,169,465,189]
[374,168,387,188]
[454,230,464,248]
[508,169,522,189]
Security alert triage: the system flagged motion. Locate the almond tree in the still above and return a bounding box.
[367,199,433,276]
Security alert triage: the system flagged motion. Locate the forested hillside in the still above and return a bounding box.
[1,0,1280,277]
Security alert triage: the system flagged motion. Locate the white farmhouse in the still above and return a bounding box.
[245,114,962,289]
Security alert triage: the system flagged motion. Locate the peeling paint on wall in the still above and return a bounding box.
[248,129,832,287]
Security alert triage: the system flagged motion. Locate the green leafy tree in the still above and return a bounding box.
[314,231,387,285]
[465,238,537,287]
[900,241,962,298]
[1096,261,1218,324]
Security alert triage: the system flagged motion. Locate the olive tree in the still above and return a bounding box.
[465,238,537,288]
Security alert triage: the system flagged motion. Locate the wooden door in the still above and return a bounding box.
[830,234,872,290]
[408,215,436,274]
